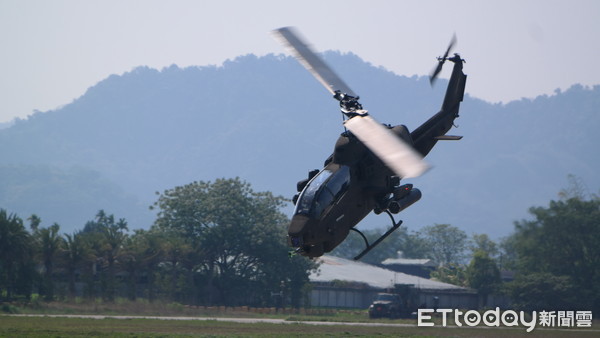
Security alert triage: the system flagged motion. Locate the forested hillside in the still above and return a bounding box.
[0,52,598,236]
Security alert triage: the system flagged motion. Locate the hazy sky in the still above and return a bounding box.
[1,0,599,123]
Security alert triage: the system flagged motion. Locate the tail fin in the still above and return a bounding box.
[441,54,467,114]
[411,54,467,157]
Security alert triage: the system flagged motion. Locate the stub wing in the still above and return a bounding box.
[344,115,430,179]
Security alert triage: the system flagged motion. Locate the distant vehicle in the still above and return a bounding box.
[368,293,403,319]
[273,27,467,260]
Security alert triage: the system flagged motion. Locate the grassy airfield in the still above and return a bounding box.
[0,315,596,337]
[2,314,598,337]
[0,302,597,337]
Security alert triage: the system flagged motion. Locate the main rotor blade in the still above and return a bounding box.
[344,115,430,179]
[272,27,357,97]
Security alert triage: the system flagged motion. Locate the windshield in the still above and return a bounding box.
[294,165,350,218]
[377,294,395,301]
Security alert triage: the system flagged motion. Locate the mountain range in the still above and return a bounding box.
[1,52,598,238]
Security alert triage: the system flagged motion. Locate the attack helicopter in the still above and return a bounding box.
[272,27,467,260]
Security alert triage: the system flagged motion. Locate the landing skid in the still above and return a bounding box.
[350,211,403,260]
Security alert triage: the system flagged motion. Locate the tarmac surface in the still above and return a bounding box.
[9,313,416,327]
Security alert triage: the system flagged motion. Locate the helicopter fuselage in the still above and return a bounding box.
[289,126,420,257]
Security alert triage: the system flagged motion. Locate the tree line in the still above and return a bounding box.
[1,176,598,313]
[0,178,315,307]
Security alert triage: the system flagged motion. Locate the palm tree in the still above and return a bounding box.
[102,218,128,301]
[121,229,163,301]
[0,210,33,300]
[83,210,128,301]
[27,214,41,231]
[62,231,91,300]
[34,223,63,301]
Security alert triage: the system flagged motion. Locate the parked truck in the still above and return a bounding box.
[368,284,420,319]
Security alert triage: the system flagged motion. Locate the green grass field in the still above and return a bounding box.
[1,314,598,337]
[1,301,597,337]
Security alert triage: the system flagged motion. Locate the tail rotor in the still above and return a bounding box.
[429,34,457,85]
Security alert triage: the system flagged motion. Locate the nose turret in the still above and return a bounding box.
[288,214,326,257]
[288,214,310,248]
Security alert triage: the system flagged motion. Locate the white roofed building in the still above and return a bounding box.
[308,255,478,309]
[380,254,438,278]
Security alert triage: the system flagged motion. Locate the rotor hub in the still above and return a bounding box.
[334,90,368,117]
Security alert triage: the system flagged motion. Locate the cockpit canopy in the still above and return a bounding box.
[294,165,350,218]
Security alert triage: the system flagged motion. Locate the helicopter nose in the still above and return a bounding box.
[289,214,310,236]
[288,214,311,248]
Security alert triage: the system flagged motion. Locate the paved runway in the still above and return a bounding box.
[9,313,416,327]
